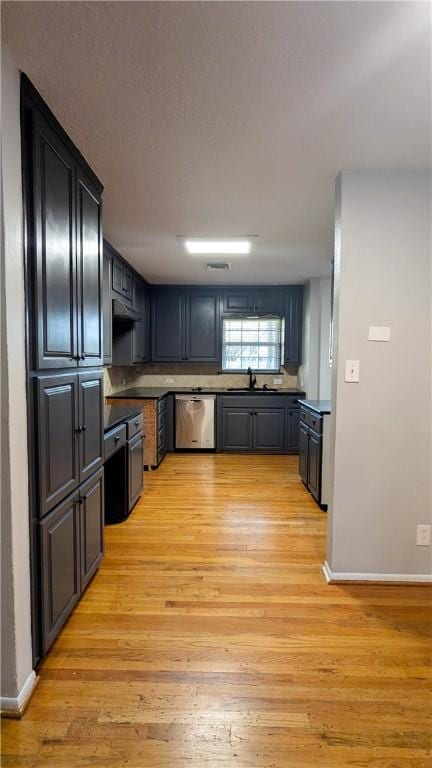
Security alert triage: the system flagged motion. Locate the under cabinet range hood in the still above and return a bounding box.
[112,299,142,322]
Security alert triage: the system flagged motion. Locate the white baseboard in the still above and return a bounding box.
[323,560,432,584]
[1,671,38,718]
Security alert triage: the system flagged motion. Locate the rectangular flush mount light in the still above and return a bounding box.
[182,238,255,255]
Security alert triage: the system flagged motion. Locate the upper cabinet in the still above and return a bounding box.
[102,250,112,365]
[109,241,151,366]
[222,288,283,317]
[112,256,133,303]
[284,286,303,366]
[22,76,103,371]
[151,288,221,363]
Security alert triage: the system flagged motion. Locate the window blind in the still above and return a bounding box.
[222,317,282,371]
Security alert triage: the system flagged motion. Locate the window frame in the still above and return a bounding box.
[221,315,284,374]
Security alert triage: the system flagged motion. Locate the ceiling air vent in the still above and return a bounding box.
[206,262,232,271]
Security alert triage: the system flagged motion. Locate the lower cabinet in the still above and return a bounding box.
[298,407,324,505]
[40,466,104,654]
[220,398,285,453]
[128,433,144,510]
[286,408,300,453]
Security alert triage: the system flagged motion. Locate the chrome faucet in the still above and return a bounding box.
[247,367,257,390]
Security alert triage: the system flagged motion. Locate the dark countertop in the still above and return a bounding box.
[107,387,306,400]
[104,403,143,432]
[298,399,331,415]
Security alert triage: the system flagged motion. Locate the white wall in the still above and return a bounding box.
[1,48,35,706]
[327,170,432,579]
[300,277,331,399]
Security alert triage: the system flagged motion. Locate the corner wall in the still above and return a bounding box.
[327,170,432,579]
[1,49,35,709]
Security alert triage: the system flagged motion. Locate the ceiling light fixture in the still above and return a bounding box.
[181,237,255,255]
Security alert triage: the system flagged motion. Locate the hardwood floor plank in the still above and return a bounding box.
[2,453,431,767]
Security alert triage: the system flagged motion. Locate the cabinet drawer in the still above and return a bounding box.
[104,424,126,461]
[300,407,322,433]
[126,412,143,440]
[221,395,286,410]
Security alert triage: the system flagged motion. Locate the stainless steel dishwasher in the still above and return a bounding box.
[175,394,216,449]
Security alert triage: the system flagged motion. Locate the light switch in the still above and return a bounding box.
[368,326,391,342]
[345,360,360,383]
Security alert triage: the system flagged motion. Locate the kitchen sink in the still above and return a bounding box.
[226,387,279,392]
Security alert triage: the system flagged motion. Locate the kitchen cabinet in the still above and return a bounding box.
[112,277,151,366]
[103,250,112,365]
[151,290,184,361]
[219,395,285,453]
[40,492,81,653]
[23,83,103,371]
[286,408,300,453]
[254,408,285,452]
[152,289,220,363]
[106,395,169,469]
[79,467,104,591]
[298,404,326,505]
[223,290,255,315]
[222,288,283,317]
[40,465,104,654]
[128,433,144,510]
[112,255,133,303]
[36,370,103,516]
[222,408,254,451]
[284,286,303,365]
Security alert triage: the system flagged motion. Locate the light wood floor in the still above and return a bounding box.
[2,454,431,767]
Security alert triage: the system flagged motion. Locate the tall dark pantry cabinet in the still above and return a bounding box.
[21,76,105,662]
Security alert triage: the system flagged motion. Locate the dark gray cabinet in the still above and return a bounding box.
[152,290,184,361]
[40,492,80,653]
[185,292,220,362]
[222,408,254,451]
[78,373,103,483]
[254,409,285,452]
[102,250,112,365]
[298,407,324,504]
[223,290,254,314]
[31,109,78,369]
[286,408,300,453]
[128,433,144,511]
[284,287,303,365]
[222,288,283,317]
[112,256,133,303]
[36,373,80,516]
[40,466,104,654]
[36,371,103,516]
[152,289,220,363]
[79,467,104,591]
[26,98,103,371]
[112,277,151,366]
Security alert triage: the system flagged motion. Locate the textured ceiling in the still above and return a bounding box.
[2,1,430,284]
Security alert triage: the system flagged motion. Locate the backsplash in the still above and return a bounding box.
[104,363,300,395]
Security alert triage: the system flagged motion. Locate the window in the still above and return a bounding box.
[222,317,283,372]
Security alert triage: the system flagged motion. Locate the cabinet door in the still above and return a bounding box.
[76,168,103,366]
[36,373,79,516]
[286,408,300,452]
[151,291,184,361]
[133,280,151,363]
[284,286,303,365]
[308,430,322,502]
[79,467,104,591]
[122,266,133,302]
[221,409,253,451]
[299,421,309,486]
[102,250,112,365]
[78,372,103,483]
[40,492,80,653]
[223,290,254,314]
[112,257,123,295]
[128,433,144,510]
[185,292,220,362]
[254,290,284,316]
[253,409,285,452]
[31,110,77,369]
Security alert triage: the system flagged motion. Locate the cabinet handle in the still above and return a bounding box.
[74,355,80,361]
[81,353,85,360]
[76,426,82,433]
[135,420,139,426]
[82,424,86,431]
[114,435,120,442]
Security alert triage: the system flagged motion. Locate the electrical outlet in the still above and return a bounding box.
[165,377,175,384]
[273,377,283,385]
[416,525,431,546]
[121,379,126,388]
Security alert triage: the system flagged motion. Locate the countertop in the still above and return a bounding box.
[104,403,143,432]
[107,387,306,400]
[298,399,331,415]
